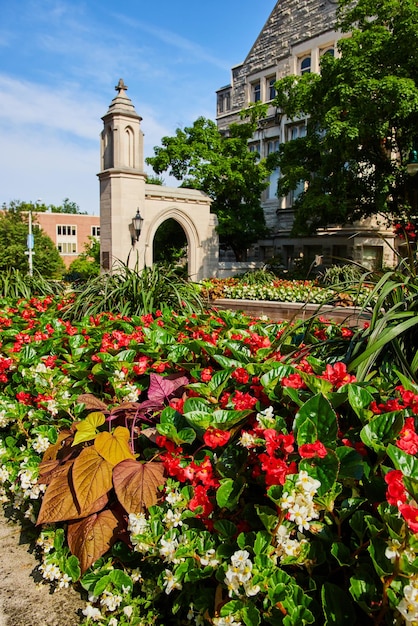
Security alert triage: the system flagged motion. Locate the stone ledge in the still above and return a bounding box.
[210,298,371,326]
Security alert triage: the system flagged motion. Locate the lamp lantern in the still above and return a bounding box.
[407,147,418,176]
[131,209,144,244]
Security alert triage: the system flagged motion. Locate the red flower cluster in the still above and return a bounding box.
[203,427,231,449]
[385,469,418,533]
[299,440,327,459]
[321,362,356,389]
[397,417,418,455]
[0,356,13,383]
[393,221,417,241]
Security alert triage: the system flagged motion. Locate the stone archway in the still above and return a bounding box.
[144,208,203,280]
[99,80,219,279]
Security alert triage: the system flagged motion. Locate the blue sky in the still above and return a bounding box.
[0,0,274,214]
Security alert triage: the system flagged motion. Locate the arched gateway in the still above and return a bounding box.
[98,80,219,280]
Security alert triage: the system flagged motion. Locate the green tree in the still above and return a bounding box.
[4,198,87,214]
[146,116,272,261]
[0,206,65,278]
[273,0,418,235]
[66,236,100,280]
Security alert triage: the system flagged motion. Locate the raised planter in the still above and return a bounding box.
[210,298,371,326]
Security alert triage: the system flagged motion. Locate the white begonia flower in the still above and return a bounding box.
[163,508,183,528]
[159,536,179,562]
[0,410,8,428]
[128,512,149,535]
[82,604,103,621]
[108,619,118,626]
[124,383,140,402]
[163,569,182,594]
[165,489,183,506]
[200,548,219,567]
[123,605,134,618]
[32,435,51,454]
[0,466,10,483]
[296,470,321,495]
[100,590,122,612]
[239,431,257,448]
[385,538,402,562]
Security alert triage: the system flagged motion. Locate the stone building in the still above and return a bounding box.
[99,80,219,281]
[216,0,397,271]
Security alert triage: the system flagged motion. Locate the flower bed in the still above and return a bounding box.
[201,278,370,307]
[0,295,418,625]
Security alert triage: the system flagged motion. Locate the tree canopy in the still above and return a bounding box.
[0,206,66,278]
[3,198,86,214]
[146,116,272,261]
[273,0,418,235]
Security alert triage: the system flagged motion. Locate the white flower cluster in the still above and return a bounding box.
[39,562,72,589]
[163,568,182,595]
[280,471,321,534]
[396,576,418,624]
[224,550,260,599]
[32,435,51,454]
[275,524,308,561]
[385,538,416,564]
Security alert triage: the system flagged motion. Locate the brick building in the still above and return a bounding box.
[216,0,397,271]
[34,212,100,269]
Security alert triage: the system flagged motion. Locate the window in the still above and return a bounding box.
[321,47,335,58]
[267,76,276,101]
[252,82,261,102]
[249,142,260,159]
[57,242,77,254]
[91,226,100,237]
[217,94,224,114]
[266,140,280,200]
[218,92,231,114]
[287,125,307,203]
[57,224,76,236]
[300,56,311,74]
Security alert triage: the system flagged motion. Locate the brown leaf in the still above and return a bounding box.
[37,465,110,524]
[38,459,73,486]
[36,471,80,524]
[77,394,108,411]
[72,447,113,516]
[113,459,166,514]
[41,430,74,462]
[67,510,121,574]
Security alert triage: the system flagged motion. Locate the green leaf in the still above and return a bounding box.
[294,394,338,446]
[387,443,418,477]
[360,412,403,452]
[331,542,354,567]
[242,603,261,626]
[322,582,356,625]
[216,477,245,510]
[335,446,364,480]
[64,555,81,582]
[347,384,374,423]
[299,451,339,495]
[213,519,237,538]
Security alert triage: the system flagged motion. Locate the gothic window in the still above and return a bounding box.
[252,82,261,102]
[124,126,135,168]
[267,76,276,101]
[300,56,311,74]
